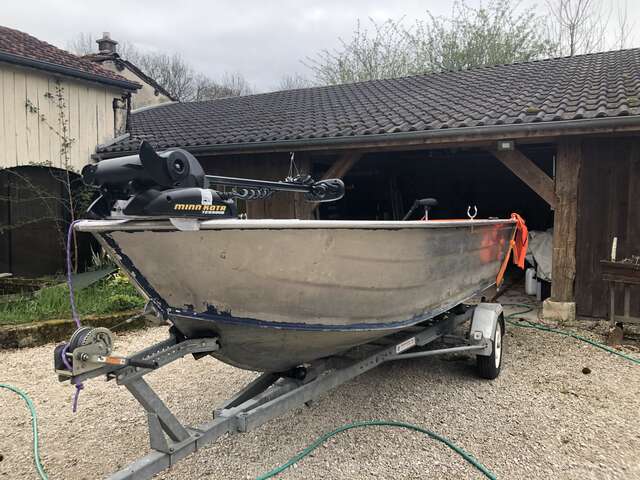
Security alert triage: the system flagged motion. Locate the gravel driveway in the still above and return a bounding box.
[1,300,639,480]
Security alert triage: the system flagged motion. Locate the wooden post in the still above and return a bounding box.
[491,148,557,207]
[551,140,582,302]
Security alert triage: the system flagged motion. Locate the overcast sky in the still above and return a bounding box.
[4,0,639,91]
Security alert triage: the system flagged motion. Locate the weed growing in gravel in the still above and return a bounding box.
[0,272,144,325]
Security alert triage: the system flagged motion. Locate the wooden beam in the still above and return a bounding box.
[321,152,362,180]
[491,148,558,207]
[551,140,582,302]
[310,152,362,215]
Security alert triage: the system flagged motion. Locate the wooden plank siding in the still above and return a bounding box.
[35,74,51,164]
[3,68,17,165]
[575,137,640,318]
[199,153,314,219]
[0,63,125,172]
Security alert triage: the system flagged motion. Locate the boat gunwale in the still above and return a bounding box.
[75,218,516,232]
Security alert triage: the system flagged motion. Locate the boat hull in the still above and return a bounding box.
[79,219,515,371]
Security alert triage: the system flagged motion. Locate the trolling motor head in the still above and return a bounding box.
[84,142,345,219]
[83,141,205,195]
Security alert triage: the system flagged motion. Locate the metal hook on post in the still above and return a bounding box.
[286,152,299,182]
[467,205,478,220]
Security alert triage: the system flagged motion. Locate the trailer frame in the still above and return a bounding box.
[60,303,503,480]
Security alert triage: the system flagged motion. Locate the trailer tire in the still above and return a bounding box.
[476,319,503,380]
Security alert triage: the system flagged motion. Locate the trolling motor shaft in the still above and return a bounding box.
[85,141,345,219]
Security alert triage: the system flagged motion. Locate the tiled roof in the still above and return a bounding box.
[99,48,640,155]
[0,25,140,90]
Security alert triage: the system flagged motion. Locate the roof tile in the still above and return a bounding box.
[0,25,140,89]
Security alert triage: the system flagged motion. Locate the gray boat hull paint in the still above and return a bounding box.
[79,218,515,372]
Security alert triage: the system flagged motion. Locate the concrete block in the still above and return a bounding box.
[542,299,576,323]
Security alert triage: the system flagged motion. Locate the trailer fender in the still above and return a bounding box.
[470,303,504,356]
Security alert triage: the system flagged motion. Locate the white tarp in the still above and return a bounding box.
[526,229,552,281]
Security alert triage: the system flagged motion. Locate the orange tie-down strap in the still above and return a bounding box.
[496,213,529,287]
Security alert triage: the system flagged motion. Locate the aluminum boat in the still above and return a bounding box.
[76,142,523,372]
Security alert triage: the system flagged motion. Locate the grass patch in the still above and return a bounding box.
[0,272,145,326]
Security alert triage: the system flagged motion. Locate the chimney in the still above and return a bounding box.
[96,32,118,55]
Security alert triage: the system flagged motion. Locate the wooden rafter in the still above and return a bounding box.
[321,152,362,180]
[310,152,362,214]
[490,148,558,207]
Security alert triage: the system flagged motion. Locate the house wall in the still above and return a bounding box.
[575,136,640,318]
[0,62,126,172]
[96,59,172,110]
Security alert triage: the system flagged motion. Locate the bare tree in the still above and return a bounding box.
[275,74,315,91]
[305,1,555,85]
[614,0,635,50]
[135,52,197,101]
[66,32,94,55]
[193,72,254,101]
[546,0,610,56]
[410,0,555,72]
[305,18,414,85]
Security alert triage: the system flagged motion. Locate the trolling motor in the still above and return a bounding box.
[84,141,345,219]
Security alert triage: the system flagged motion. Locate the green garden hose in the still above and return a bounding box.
[256,420,496,480]
[0,383,48,480]
[503,303,640,365]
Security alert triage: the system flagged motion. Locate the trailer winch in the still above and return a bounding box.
[54,326,158,377]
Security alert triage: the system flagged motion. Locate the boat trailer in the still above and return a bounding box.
[55,302,505,480]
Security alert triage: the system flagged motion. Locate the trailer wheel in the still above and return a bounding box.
[476,319,503,380]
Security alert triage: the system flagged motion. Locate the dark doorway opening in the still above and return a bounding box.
[320,145,554,232]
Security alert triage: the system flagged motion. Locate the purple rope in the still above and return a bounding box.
[60,344,73,371]
[71,383,84,414]
[63,219,84,412]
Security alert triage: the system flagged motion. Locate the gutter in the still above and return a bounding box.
[94,115,640,159]
[0,51,141,91]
